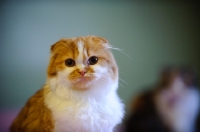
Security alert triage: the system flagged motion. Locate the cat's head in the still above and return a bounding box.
[47,36,118,92]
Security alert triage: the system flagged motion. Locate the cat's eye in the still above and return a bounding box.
[88,56,98,65]
[65,59,75,67]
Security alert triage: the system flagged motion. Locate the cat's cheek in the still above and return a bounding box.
[56,68,76,84]
[60,68,75,76]
[91,65,107,75]
[48,77,58,90]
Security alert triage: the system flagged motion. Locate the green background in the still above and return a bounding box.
[0,1,200,111]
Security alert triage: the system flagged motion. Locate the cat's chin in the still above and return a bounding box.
[71,77,94,91]
[71,84,91,91]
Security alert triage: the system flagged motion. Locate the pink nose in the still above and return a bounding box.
[79,71,86,76]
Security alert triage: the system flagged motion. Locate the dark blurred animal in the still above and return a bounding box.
[125,66,200,132]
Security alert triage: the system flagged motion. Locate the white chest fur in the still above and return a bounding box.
[44,84,124,132]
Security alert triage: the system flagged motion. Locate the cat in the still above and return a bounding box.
[10,36,125,132]
[124,66,200,132]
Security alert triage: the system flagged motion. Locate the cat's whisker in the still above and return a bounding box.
[119,83,125,89]
[97,79,108,86]
[102,74,114,80]
[99,75,127,88]
[100,76,125,88]
[107,46,132,60]
[119,78,128,85]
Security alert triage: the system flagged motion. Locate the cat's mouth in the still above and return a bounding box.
[77,76,93,84]
[68,73,98,90]
[70,76,95,89]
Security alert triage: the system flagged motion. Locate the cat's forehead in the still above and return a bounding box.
[51,36,108,59]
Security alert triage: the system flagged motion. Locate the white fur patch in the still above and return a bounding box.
[76,40,88,71]
[45,76,124,132]
[77,41,84,64]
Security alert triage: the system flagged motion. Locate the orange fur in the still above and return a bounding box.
[10,87,54,132]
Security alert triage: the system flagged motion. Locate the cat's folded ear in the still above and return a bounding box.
[50,40,63,52]
[90,36,108,44]
[48,40,64,77]
[47,54,57,77]
[96,36,108,44]
[50,43,56,52]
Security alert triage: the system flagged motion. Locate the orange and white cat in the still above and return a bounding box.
[10,36,124,132]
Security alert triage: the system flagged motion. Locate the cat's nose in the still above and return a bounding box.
[79,70,86,76]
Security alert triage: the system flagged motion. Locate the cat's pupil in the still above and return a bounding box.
[65,59,75,67]
[88,56,98,65]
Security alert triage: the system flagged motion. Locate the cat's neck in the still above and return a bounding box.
[43,77,120,117]
[43,77,124,132]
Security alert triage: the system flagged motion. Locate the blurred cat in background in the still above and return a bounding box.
[10,36,124,132]
[125,66,200,132]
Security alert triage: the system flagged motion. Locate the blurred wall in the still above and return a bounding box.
[0,1,200,109]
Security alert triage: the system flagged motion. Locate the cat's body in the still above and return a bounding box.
[10,36,124,132]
